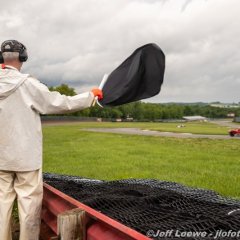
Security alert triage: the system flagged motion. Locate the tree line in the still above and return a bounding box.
[49,84,240,120]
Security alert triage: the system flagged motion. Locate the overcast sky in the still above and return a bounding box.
[1,0,239,103]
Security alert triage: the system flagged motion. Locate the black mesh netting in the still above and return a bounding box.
[44,173,240,240]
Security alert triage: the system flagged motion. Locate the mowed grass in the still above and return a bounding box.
[43,122,240,199]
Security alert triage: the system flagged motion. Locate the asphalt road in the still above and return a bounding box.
[211,120,240,128]
[84,128,240,140]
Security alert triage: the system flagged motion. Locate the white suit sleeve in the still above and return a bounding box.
[24,77,95,115]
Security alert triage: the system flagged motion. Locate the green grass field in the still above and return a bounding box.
[43,122,240,199]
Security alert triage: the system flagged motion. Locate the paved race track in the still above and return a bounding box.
[84,128,240,140]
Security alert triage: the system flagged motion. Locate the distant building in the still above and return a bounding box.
[227,113,235,118]
[125,117,134,122]
[183,116,207,122]
[112,118,122,122]
[210,103,240,108]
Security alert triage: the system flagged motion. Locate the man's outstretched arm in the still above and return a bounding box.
[23,77,102,115]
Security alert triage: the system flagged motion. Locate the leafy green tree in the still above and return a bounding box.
[49,84,76,96]
[110,109,123,118]
[47,84,240,120]
[184,106,194,116]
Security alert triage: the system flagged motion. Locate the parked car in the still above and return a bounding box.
[229,128,240,137]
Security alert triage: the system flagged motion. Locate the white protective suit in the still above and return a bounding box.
[0,65,95,240]
[0,65,94,171]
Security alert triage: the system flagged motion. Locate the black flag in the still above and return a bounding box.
[99,43,165,107]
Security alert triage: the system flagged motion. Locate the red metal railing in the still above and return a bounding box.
[41,183,151,240]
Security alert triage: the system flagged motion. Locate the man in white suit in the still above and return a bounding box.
[0,40,103,240]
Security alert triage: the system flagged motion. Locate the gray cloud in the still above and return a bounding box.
[1,0,239,102]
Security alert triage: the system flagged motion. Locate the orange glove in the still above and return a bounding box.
[91,88,103,100]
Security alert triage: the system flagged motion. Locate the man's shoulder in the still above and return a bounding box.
[24,74,49,90]
[26,74,40,83]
